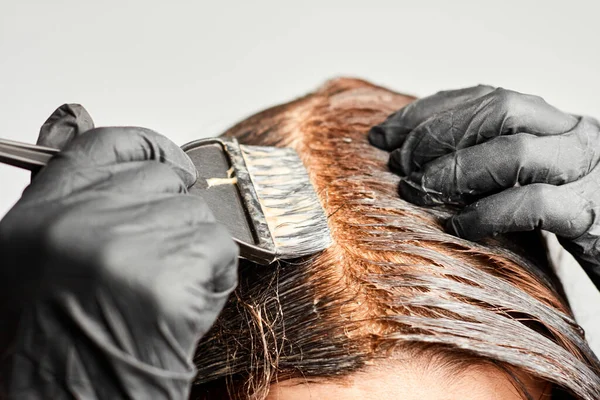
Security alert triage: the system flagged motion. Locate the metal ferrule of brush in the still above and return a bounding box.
[181,137,332,265]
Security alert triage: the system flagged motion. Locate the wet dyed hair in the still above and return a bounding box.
[189,78,600,399]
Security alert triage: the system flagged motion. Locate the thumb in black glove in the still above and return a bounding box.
[36,103,95,149]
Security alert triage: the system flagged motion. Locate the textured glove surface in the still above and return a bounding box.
[0,105,238,399]
[369,86,600,289]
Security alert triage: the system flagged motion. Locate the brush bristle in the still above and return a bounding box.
[240,145,332,259]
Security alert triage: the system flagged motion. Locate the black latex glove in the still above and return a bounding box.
[368,86,600,289]
[0,105,239,399]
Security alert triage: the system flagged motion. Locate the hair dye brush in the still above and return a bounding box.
[0,137,332,265]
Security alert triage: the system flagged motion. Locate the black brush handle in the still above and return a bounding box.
[182,138,277,265]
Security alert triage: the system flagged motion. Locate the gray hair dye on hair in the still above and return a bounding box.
[190,78,600,400]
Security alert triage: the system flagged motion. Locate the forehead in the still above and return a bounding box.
[265,360,551,400]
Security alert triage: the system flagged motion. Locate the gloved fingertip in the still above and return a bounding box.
[389,149,415,177]
[398,178,441,206]
[368,125,389,150]
[388,149,403,174]
[44,104,94,131]
[369,122,413,151]
[38,103,95,149]
[445,210,489,241]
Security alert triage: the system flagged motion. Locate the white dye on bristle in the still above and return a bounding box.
[206,177,238,188]
[240,144,332,258]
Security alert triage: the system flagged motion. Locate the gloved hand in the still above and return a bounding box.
[0,105,239,399]
[368,86,600,289]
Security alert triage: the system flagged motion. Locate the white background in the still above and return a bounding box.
[1,0,600,353]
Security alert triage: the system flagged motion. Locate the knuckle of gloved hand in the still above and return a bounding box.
[71,126,115,147]
[176,195,218,223]
[137,226,237,318]
[491,88,523,114]
[198,222,238,267]
[585,116,600,139]
[526,184,553,212]
[36,211,109,284]
[383,109,407,127]
[509,133,534,163]
[186,222,239,292]
[137,162,187,193]
[58,127,117,161]
[93,236,166,300]
[476,84,495,92]
[212,223,239,263]
[492,88,547,120]
[129,220,235,306]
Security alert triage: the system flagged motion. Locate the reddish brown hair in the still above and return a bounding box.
[191,78,600,399]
